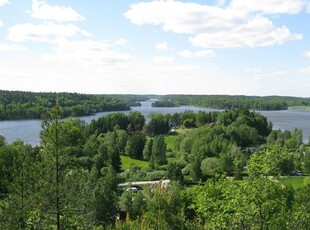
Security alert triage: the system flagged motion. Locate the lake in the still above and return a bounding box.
[0,101,310,145]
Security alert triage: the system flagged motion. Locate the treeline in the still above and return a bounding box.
[151,100,177,107]
[0,90,148,120]
[0,105,310,229]
[160,95,310,110]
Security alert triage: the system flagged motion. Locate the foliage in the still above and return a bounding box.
[149,135,167,169]
[0,90,146,120]
[125,132,146,159]
[1,105,310,229]
[247,145,294,177]
[152,100,178,107]
[186,177,294,229]
[120,155,149,169]
[161,94,310,111]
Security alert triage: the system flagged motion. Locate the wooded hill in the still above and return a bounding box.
[158,95,310,110]
[0,90,148,120]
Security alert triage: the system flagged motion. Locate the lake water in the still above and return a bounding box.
[0,101,309,146]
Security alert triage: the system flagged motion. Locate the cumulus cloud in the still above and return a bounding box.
[124,0,303,49]
[190,16,302,48]
[0,43,26,51]
[229,0,306,15]
[155,42,170,50]
[43,40,133,67]
[152,56,174,64]
[8,22,91,43]
[0,0,8,7]
[31,0,84,22]
[178,49,215,58]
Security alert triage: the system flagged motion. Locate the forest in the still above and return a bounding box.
[2,90,310,122]
[158,95,310,110]
[0,101,309,229]
[0,90,148,120]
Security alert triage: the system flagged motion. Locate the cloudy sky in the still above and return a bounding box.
[0,0,310,96]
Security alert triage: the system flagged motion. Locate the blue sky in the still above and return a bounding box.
[0,0,310,96]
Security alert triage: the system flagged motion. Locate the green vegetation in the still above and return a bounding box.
[151,100,177,107]
[0,90,148,120]
[289,106,310,110]
[164,134,179,152]
[1,102,310,229]
[120,155,149,169]
[160,94,310,110]
[279,177,306,190]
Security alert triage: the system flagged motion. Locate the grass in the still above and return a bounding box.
[289,106,310,110]
[164,127,190,152]
[164,134,179,152]
[278,176,308,190]
[121,155,149,169]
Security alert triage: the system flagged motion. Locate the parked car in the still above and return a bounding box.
[126,185,142,192]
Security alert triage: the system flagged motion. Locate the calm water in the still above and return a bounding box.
[0,101,309,145]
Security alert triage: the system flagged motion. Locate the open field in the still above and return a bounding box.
[289,106,310,110]
[164,134,179,152]
[279,176,309,190]
[121,155,149,169]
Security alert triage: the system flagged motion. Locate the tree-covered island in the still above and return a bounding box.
[156,95,310,110]
[0,90,148,120]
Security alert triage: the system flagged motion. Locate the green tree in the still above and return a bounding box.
[125,132,146,159]
[143,138,153,160]
[304,150,310,174]
[0,135,5,146]
[150,135,167,169]
[186,177,293,229]
[247,145,294,177]
[84,165,118,227]
[200,157,220,177]
[167,162,184,184]
[0,142,40,229]
[38,101,82,229]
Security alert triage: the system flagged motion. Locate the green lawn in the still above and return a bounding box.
[279,176,308,190]
[164,134,179,152]
[121,155,149,169]
[289,106,310,110]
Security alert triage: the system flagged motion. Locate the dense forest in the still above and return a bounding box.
[0,102,309,229]
[0,90,148,120]
[158,95,310,110]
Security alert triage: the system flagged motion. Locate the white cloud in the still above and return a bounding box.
[43,40,133,67]
[308,2,310,13]
[178,49,215,58]
[0,0,8,7]
[124,1,247,34]
[124,1,302,49]
[304,50,310,57]
[114,38,128,46]
[155,42,170,50]
[230,0,306,15]
[152,56,174,64]
[190,17,303,48]
[8,22,91,43]
[300,67,310,74]
[0,43,26,52]
[31,0,84,22]
[0,20,3,27]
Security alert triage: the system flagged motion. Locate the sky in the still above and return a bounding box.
[0,0,310,96]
